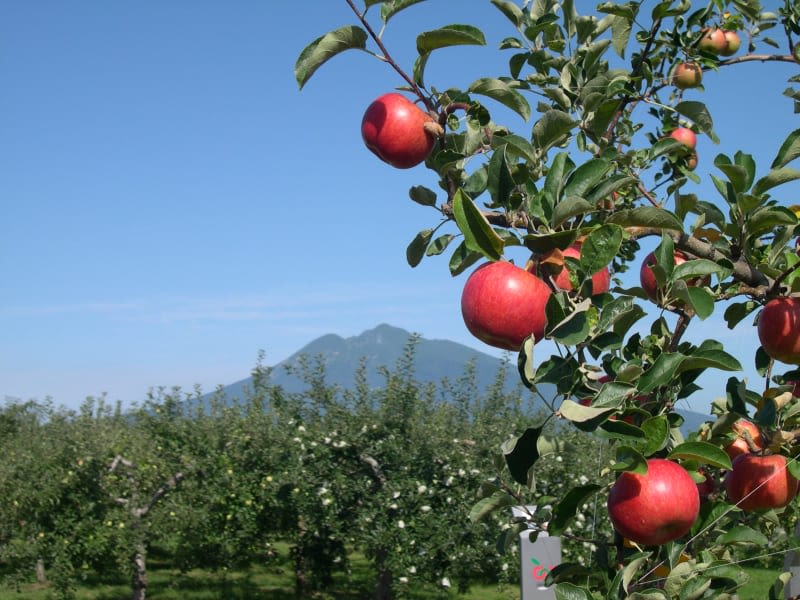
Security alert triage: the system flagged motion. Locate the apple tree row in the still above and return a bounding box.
[296,0,800,597]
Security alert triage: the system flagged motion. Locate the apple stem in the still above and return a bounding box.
[344,0,436,113]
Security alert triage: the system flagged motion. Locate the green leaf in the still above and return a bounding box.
[675,100,714,134]
[674,285,715,319]
[580,225,623,276]
[678,349,742,373]
[548,484,602,536]
[543,152,573,207]
[448,240,482,276]
[607,207,684,231]
[558,399,617,423]
[554,582,594,600]
[772,128,800,168]
[504,426,542,485]
[487,148,514,206]
[612,445,648,473]
[716,525,769,546]
[426,233,455,257]
[469,78,531,121]
[649,138,685,160]
[490,0,524,27]
[533,110,576,153]
[492,134,537,164]
[585,175,636,207]
[746,206,797,237]
[416,24,486,54]
[452,189,504,260]
[716,163,749,193]
[563,159,612,199]
[672,258,724,281]
[408,185,437,207]
[611,15,632,58]
[753,167,800,196]
[406,229,433,267]
[551,196,593,227]
[469,490,517,523]
[668,441,732,469]
[517,336,536,390]
[380,0,427,22]
[295,26,368,89]
[638,352,685,394]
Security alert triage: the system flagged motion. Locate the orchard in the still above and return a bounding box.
[296,0,800,598]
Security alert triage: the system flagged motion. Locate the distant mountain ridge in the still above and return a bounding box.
[208,324,711,433]
[213,323,534,402]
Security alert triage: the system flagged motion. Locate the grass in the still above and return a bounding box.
[0,547,785,600]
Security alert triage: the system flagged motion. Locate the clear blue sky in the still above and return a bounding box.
[1,1,797,412]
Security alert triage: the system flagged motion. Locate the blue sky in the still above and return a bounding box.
[1,1,797,413]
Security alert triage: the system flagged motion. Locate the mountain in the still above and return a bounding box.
[206,323,711,433]
[211,323,537,402]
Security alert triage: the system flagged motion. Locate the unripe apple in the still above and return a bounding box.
[725,453,799,511]
[685,151,698,170]
[699,28,727,54]
[720,30,741,56]
[361,93,437,169]
[538,244,611,296]
[757,297,800,365]
[724,419,764,460]
[672,62,703,89]
[461,261,552,351]
[669,127,697,150]
[607,458,700,545]
[639,250,708,303]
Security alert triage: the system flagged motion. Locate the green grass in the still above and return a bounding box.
[0,549,784,600]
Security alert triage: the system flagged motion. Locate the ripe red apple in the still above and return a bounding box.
[758,297,800,365]
[720,30,741,56]
[672,62,703,89]
[461,261,552,351]
[669,127,697,150]
[724,419,764,460]
[699,28,727,54]
[543,245,611,296]
[639,250,708,302]
[607,458,700,545]
[361,93,437,169]
[724,453,799,511]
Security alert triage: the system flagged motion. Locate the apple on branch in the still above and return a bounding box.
[361,92,440,169]
[725,453,799,511]
[460,261,551,351]
[757,297,800,365]
[607,458,700,545]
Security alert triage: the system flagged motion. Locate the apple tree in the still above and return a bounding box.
[296,0,800,597]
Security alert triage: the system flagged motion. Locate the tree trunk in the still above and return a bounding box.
[35,558,46,584]
[374,547,392,600]
[293,520,309,597]
[131,542,147,600]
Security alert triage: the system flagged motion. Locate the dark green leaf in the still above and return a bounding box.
[716,525,769,546]
[406,229,433,267]
[554,582,594,600]
[487,148,515,206]
[585,175,636,207]
[408,185,437,206]
[638,352,685,394]
[580,225,623,276]
[772,128,800,168]
[493,134,537,164]
[676,285,715,319]
[490,0,524,27]
[607,207,684,231]
[416,24,486,54]
[504,427,542,485]
[448,240,482,276]
[517,336,536,390]
[753,167,800,196]
[380,0,426,22]
[551,196,593,227]
[543,152,573,207]
[533,110,576,153]
[295,26,368,89]
[746,206,797,237]
[469,78,531,121]
[668,441,732,469]
[612,446,647,473]
[452,189,504,260]
[426,233,455,256]
[563,159,612,199]
[675,100,714,134]
[678,349,742,373]
[549,484,602,536]
[469,490,517,523]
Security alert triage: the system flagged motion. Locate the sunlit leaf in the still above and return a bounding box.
[416,24,486,54]
[295,26,368,89]
[406,229,433,267]
[668,441,732,469]
[380,0,426,22]
[452,189,504,260]
[607,207,684,231]
[533,110,576,153]
[469,78,531,121]
[772,128,800,168]
[753,167,800,196]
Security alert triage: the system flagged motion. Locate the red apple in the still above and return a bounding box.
[758,297,800,365]
[543,245,611,296]
[696,468,717,499]
[669,127,697,150]
[639,250,708,302]
[724,419,764,460]
[361,93,437,169]
[461,261,552,351]
[672,62,703,89]
[699,28,727,54]
[724,453,799,511]
[607,458,700,545]
[720,30,741,56]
